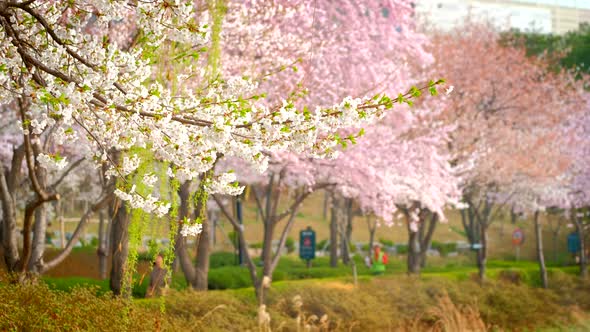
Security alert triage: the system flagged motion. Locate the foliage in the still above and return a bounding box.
[509,23,590,76]
[379,238,395,247]
[209,251,238,269]
[248,242,263,249]
[317,239,330,251]
[285,237,295,254]
[430,241,458,257]
[396,244,409,255]
[7,272,590,331]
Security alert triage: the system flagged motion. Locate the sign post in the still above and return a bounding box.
[568,232,581,260]
[512,228,524,261]
[299,226,316,268]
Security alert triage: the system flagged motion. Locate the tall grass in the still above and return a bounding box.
[1,273,589,331]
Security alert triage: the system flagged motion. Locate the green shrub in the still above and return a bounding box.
[379,238,394,247]
[430,241,457,257]
[396,244,408,255]
[317,239,330,251]
[137,251,154,262]
[208,266,252,289]
[249,242,263,249]
[285,237,295,254]
[210,251,238,268]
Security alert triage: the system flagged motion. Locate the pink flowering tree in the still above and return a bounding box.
[566,101,590,279]
[430,24,588,281]
[0,108,110,279]
[189,0,453,301]
[0,0,447,297]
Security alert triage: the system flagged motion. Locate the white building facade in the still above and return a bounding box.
[415,0,590,34]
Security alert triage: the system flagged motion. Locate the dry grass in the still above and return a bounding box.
[2,274,590,331]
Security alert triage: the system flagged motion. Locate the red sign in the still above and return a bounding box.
[512,228,524,246]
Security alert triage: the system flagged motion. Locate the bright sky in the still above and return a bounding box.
[511,0,590,10]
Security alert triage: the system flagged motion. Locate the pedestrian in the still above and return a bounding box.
[145,253,169,298]
[370,243,387,275]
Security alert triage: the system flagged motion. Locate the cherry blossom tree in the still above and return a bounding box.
[0,109,109,278]
[164,0,451,295]
[430,24,588,281]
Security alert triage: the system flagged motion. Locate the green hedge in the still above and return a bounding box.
[430,241,458,257]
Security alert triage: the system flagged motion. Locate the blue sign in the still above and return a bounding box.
[568,232,581,254]
[299,227,316,260]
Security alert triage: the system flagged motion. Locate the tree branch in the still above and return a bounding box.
[49,157,85,190]
[252,186,267,222]
[40,193,113,273]
[211,194,258,285]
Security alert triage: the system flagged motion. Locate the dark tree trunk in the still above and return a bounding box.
[109,201,130,296]
[477,224,488,282]
[340,198,352,265]
[534,211,548,288]
[329,193,339,268]
[573,210,588,279]
[98,209,109,280]
[419,213,438,268]
[367,216,376,262]
[404,207,421,275]
[0,170,19,272]
[175,181,197,288]
[466,198,492,283]
[511,206,517,224]
[195,204,210,291]
[261,217,276,280]
[407,229,421,274]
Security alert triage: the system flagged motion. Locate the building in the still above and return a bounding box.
[415,0,590,34]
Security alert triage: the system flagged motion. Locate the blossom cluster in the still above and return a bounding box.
[0,0,424,219]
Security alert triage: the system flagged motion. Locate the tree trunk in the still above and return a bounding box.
[340,199,352,265]
[0,170,19,272]
[261,218,276,280]
[419,212,438,268]
[28,204,47,273]
[367,216,376,262]
[98,209,108,280]
[510,206,517,224]
[477,224,488,282]
[109,201,130,296]
[175,181,197,288]
[534,211,548,288]
[407,229,421,274]
[195,207,210,291]
[574,212,588,279]
[329,193,339,268]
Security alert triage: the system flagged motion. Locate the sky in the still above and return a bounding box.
[511,0,590,10]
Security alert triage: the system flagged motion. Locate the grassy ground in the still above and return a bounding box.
[9,192,585,330]
[4,269,590,331]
